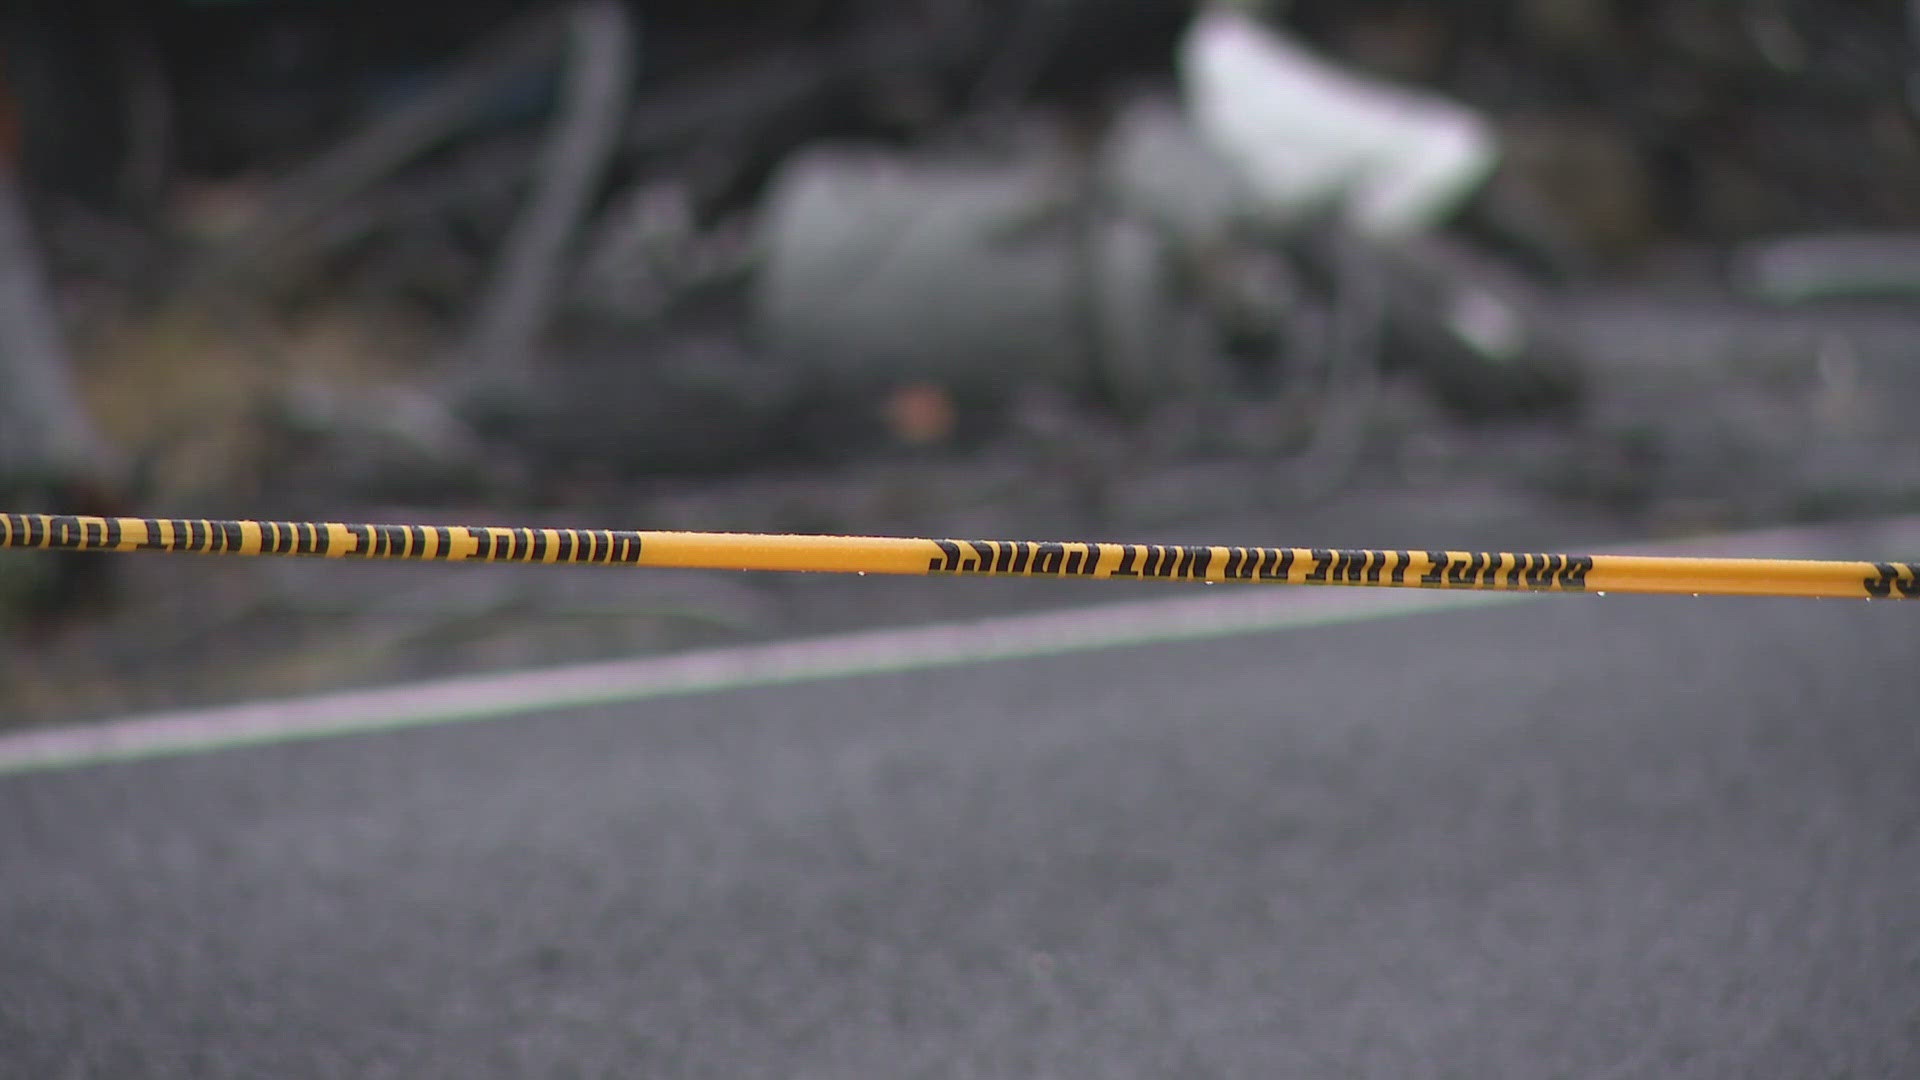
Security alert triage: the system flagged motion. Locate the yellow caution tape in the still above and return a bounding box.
[2,512,1915,600]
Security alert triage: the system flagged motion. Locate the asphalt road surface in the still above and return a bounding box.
[4,533,1919,1076]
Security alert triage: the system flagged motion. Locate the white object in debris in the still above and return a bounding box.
[1178,5,1498,237]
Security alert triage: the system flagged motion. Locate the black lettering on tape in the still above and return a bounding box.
[1559,555,1593,590]
[1160,543,1184,577]
[1330,550,1353,583]
[1866,563,1902,599]
[1307,549,1334,583]
[929,540,961,573]
[1222,547,1250,581]
[1255,546,1282,580]
[1065,544,1094,576]
[1477,552,1500,587]
[104,517,122,549]
[1864,561,1920,598]
[990,541,1013,574]
[1011,542,1035,574]
[964,539,993,573]
[1032,543,1065,576]
[1422,551,1447,586]
[1135,545,1158,577]
[1177,546,1199,579]
[1142,545,1164,577]
[1446,553,1474,587]
[1525,554,1559,589]
[1113,545,1141,578]
[1258,547,1295,581]
[1333,550,1369,584]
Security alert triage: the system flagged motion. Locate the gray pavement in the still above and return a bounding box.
[3,583,1918,1077]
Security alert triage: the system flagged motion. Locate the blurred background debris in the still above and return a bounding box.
[3,0,1919,720]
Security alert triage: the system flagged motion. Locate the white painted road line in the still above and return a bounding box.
[3,517,1916,776]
